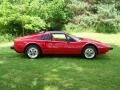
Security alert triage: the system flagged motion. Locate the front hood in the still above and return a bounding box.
[82,38,101,43]
[82,38,112,48]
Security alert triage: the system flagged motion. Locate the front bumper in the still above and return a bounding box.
[10,46,14,49]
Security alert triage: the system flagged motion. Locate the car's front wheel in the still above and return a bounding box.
[25,45,40,59]
[82,46,97,59]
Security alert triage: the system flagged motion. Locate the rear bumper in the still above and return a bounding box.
[109,47,113,50]
[10,45,24,53]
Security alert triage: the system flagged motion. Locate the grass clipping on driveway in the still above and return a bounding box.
[0,32,120,90]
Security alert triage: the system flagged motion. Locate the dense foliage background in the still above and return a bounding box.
[0,0,120,38]
[65,0,120,33]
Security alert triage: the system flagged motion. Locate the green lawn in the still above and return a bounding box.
[0,32,120,90]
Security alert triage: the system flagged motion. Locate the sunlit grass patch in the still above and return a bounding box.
[73,32,120,45]
[0,42,13,48]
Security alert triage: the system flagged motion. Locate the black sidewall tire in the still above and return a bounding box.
[82,46,97,59]
[25,45,40,59]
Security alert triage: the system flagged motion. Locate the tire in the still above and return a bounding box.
[25,45,40,59]
[82,45,97,59]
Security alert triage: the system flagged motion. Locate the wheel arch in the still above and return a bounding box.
[24,43,42,53]
[82,43,98,54]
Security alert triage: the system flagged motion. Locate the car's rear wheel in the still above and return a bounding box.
[25,45,40,59]
[82,46,97,59]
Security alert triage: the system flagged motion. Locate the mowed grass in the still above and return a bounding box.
[0,32,120,90]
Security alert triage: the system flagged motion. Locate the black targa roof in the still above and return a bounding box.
[49,31,65,34]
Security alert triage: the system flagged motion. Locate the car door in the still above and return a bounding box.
[40,33,83,54]
[46,33,82,54]
[46,33,68,54]
[39,33,69,54]
[64,34,83,54]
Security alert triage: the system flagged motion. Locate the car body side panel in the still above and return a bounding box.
[14,39,110,55]
[95,44,111,54]
[43,41,84,54]
[85,41,112,55]
[14,41,26,53]
[13,32,112,56]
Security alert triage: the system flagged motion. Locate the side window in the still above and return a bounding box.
[52,34,67,41]
[66,35,76,42]
[41,34,50,40]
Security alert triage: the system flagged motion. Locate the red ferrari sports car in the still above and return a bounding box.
[11,31,113,59]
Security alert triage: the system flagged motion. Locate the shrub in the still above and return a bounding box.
[64,22,94,33]
[95,19,119,33]
[67,0,89,15]
[0,33,15,42]
[22,15,46,33]
[64,23,82,32]
[71,14,98,28]
[95,4,119,33]
[115,1,120,12]
[0,0,71,35]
